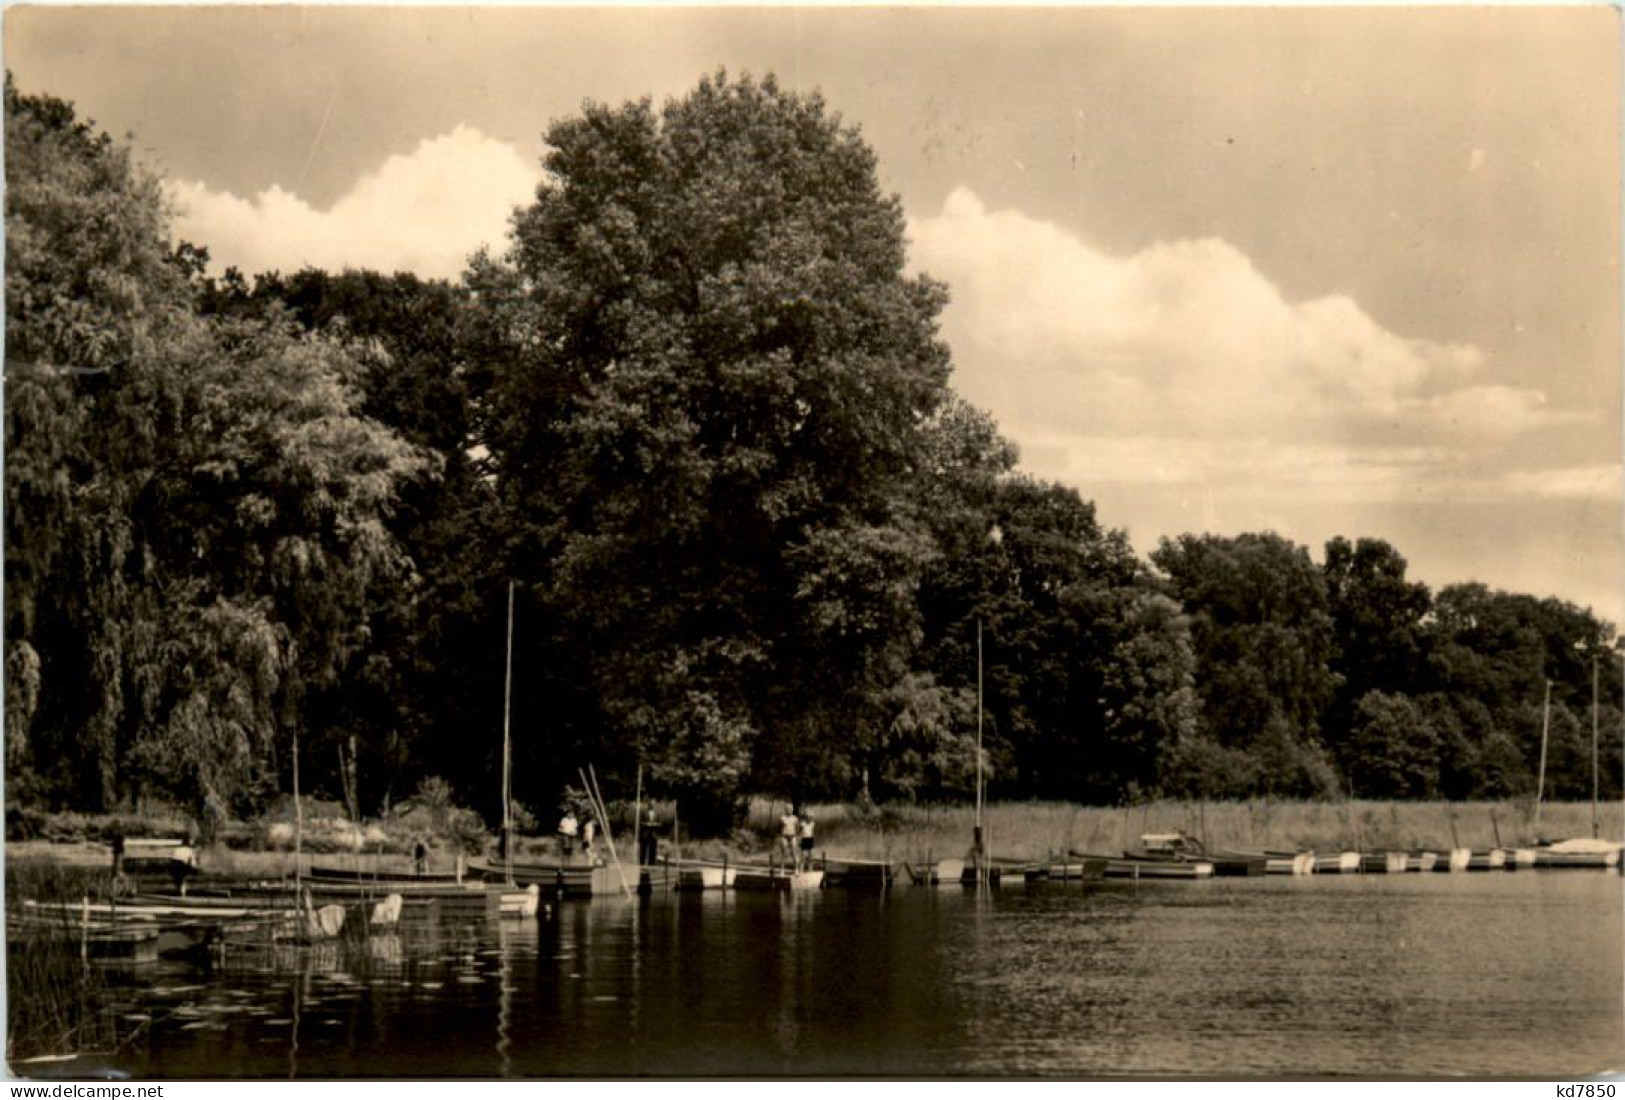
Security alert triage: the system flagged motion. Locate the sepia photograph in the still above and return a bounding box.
[3,4,1621,1083]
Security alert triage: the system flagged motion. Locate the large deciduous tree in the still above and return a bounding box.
[471,72,953,830]
[1321,536,1432,773]
[1426,583,1619,800]
[1151,532,1340,797]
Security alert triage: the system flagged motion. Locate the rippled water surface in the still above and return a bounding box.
[84,873,1623,1078]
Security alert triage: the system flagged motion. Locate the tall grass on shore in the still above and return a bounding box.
[745,799,1625,864]
[6,861,121,1061]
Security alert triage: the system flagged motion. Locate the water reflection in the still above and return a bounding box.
[77,873,1625,1078]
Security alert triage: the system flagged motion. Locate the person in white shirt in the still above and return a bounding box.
[559,810,579,858]
[779,808,799,867]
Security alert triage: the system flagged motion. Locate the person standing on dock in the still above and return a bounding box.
[779,807,799,867]
[798,814,815,873]
[582,816,597,861]
[559,808,579,858]
[639,809,660,867]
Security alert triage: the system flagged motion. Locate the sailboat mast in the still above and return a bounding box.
[1533,679,1551,836]
[502,581,515,885]
[976,618,984,830]
[1592,654,1600,839]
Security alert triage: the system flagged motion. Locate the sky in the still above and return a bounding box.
[7,6,1621,623]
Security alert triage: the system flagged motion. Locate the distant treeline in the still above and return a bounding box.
[6,73,1619,837]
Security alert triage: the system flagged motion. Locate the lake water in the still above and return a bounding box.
[68,872,1625,1078]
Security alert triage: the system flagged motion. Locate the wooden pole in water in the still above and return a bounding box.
[1534,679,1551,837]
[502,581,515,886]
[633,763,644,869]
[293,722,303,887]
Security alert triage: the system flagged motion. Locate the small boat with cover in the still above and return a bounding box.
[1069,849,1215,879]
[1532,838,1622,869]
[1122,833,1263,877]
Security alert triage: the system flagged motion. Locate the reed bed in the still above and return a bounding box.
[756,799,1625,864]
[5,861,122,1061]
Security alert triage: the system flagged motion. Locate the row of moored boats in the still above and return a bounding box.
[930,833,1623,885]
[19,834,1620,959]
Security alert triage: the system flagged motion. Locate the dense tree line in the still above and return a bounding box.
[6,73,1620,836]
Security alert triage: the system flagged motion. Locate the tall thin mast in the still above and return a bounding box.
[976,618,984,831]
[1592,654,1601,839]
[973,617,985,880]
[503,581,515,885]
[1533,679,1551,837]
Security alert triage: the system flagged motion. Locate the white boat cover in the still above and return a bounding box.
[1546,838,1625,854]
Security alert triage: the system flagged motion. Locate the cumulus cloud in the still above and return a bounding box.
[166,126,541,280]
[908,187,1585,501]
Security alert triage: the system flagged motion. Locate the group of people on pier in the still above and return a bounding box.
[539,800,815,871]
[778,808,816,872]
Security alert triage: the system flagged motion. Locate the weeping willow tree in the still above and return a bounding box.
[4,77,432,825]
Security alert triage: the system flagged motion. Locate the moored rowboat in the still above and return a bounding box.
[1314,851,1362,874]
[906,859,964,886]
[308,864,468,884]
[1071,852,1214,879]
[1107,858,1213,879]
[820,858,899,889]
[1359,851,1409,874]
[733,867,823,891]
[1428,848,1471,872]
[1203,850,1269,877]
[1024,858,1108,882]
[469,860,595,898]
[21,897,348,941]
[1265,851,1316,875]
[960,858,1033,886]
[675,864,738,891]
